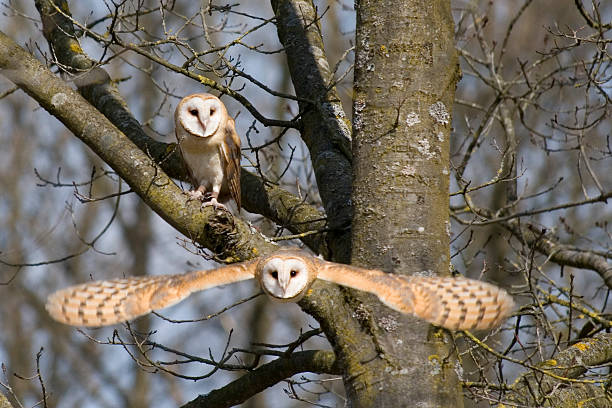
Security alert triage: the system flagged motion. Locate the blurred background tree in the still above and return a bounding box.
[0,0,610,407]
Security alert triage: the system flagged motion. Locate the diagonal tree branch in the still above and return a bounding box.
[181,350,340,408]
[272,0,353,263]
[504,220,612,289]
[511,332,612,407]
[242,172,329,257]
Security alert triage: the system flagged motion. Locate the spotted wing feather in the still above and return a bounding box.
[46,261,256,327]
[316,262,514,330]
[45,275,183,327]
[401,276,514,330]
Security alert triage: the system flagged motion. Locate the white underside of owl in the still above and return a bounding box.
[179,134,227,203]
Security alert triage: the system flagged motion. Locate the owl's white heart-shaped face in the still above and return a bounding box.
[176,95,224,138]
[260,257,311,301]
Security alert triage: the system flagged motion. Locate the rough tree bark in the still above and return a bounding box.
[347,0,462,406]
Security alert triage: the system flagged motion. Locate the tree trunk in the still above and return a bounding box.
[348,0,462,406]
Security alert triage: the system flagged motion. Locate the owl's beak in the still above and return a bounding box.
[278,273,291,296]
[198,118,207,133]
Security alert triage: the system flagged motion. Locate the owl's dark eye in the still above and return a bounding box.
[210,108,216,115]
[271,271,278,279]
[189,109,198,116]
[290,270,298,277]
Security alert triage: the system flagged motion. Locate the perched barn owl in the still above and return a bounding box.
[175,93,241,211]
[46,249,515,331]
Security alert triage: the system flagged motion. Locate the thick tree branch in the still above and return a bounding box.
[0,30,276,261]
[242,172,329,257]
[510,333,612,407]
[272,0,353,263]
[269,5,391,405]
[181,350,340,408]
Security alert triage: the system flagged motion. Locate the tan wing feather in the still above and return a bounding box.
[220,117,241,210]
[316,262,514,330]
[46,261,256,327]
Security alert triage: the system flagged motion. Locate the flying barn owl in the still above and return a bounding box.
[175,93,241,211]
[46,249,515,330]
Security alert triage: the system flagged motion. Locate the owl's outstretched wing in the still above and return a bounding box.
[46,260,257,327]
[315,262,515,330]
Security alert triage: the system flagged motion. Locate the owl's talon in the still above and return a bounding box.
[202,198,227,212]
